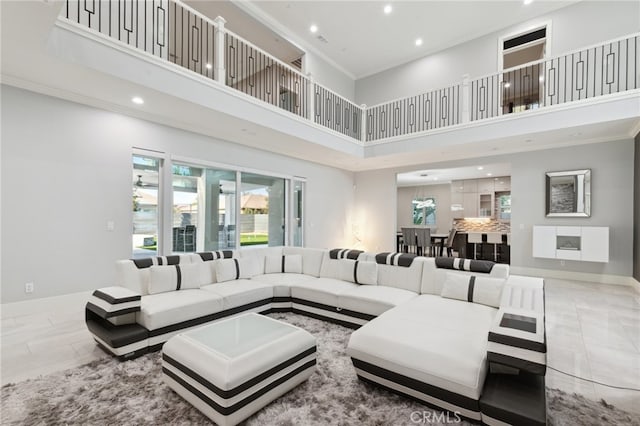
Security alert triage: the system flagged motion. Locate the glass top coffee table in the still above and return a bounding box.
[162,313,316,426]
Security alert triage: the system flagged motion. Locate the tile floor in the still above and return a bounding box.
[1,278,639,414]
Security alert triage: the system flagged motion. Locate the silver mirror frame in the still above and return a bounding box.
[545,169,591,217]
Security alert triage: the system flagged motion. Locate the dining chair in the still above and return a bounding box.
[416,228,432,257]
[445,229,457,257]
[401,227,416,253]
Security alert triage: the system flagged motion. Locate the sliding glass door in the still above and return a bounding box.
[240,172,285,247]
[172,163,237,252]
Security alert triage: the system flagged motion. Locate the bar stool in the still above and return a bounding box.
[486,232,503,262]
[467,232,483,260]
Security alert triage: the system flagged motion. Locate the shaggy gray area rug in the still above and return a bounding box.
[2,312,639,425]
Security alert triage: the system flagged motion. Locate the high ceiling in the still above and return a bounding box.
[238,0,580,78]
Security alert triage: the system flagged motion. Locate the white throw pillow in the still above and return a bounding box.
[216,258,261,282]
[339,259,378,285]
[265,255,303,274]
[148,263,208,294]
[440,272,504,308]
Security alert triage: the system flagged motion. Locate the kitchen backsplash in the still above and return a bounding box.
[453,218,511,233]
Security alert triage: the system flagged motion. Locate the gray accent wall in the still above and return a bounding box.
[634,132,640,282]
[1,85,355,303]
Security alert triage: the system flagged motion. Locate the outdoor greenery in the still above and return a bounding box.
[412,197,436,225]
[240,233,269,246]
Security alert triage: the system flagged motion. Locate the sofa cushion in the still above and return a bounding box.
[338,259,377,285]
[251,273,317,297]
[216,258,261,282]
[136,290,224,331]
[283,247,325,277]
[201,280,274,310]
[320,251,367,280]
[290,278,359,308]
[148,263,213,295]
[421,258,510,296]
[338,285,417,317]
[376,257,425,293]
[265,254,303,274]
[440,272,505,308]
[347,294,497,400]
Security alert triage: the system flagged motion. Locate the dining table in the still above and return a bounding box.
[396,231,449,257]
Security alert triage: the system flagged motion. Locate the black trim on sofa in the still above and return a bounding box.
[86,310,148,348]
[480,371,546,426]
[290,298,376,321]
[86,302,140,319]
[162,360,316,416]
[291,308,361,329]
[163,346,316,399]
[93,290,141,305]
[93,339,149,360]
[488,332,546,353]
[351,358,480,412]
[487,352,547,376]
[355,375,480,423]
[148,298,274,337]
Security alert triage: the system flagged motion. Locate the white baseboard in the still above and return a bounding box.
[1,291,91,319]
[509,266,636,287]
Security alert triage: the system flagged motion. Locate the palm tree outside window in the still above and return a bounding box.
[412,197,436,225]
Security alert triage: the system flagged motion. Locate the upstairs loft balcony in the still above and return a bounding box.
[56,0,639,156]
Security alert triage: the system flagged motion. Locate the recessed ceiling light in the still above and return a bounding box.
[524,0,534,4]
[206,63,212,70]
[310,24,318,33]
[433,177,439,181]
[383,4,392,14]
[131,96,144,105]
[477,166,484,170]
[487,173,493,176]
[415,38,423,47]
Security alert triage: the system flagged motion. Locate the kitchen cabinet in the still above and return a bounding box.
[451,180,465,193]
[451,192,464,218]
[477,178,495,193]
[463,179,478,193]
[462,193,478,217]
[478,193,494,218]
[494,177,511,191]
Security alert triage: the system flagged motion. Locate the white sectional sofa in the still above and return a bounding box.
[85,246,546,425]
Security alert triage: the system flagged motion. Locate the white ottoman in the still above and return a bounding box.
[162,313,316,426]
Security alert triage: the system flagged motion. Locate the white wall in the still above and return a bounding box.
[305,51,356,102]
[354,139,635,279]
[397,184,452,233]
[1,85,355,303]
[355,1,640,106]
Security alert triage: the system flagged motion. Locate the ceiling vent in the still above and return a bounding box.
[291,57,302,70]
[316,35,329,44]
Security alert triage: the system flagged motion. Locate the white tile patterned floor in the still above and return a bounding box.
[1,279,639,414]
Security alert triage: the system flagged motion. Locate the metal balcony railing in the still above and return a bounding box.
[61,1,638,144]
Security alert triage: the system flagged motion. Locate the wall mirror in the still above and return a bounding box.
[545,169,591,217]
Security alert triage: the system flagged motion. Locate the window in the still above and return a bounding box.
[131,154,302,254]
[291,180,304,247]
[172,163,237,252]
[240,172,285,246]
[412,197,436,226]
[499,194,512,220]
[132,154,162,258]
